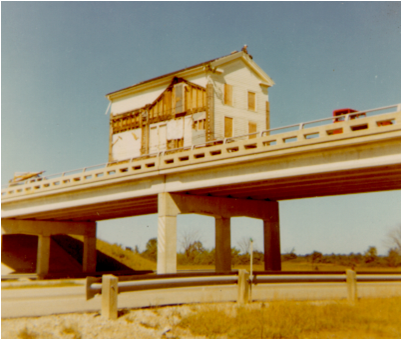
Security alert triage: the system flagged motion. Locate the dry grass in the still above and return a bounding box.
[178,297,401,338]
[2,281,81,290]
[96,239,156,271]
[139,321,160,329]
[60,323,82,339]
[70,235,156,271]
[17,327,38,339]
[177,262,401,272]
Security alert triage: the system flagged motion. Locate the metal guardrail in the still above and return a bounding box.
[85,270,401,298]
[85,271,239,300]
[87,270,401,319]
[2,104,400,195]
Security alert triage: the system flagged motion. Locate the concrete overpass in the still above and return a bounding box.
[2,105,401,276]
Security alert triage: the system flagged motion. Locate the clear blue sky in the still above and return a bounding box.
[2,2,400,255]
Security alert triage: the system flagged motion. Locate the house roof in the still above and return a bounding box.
[106,50,274,99]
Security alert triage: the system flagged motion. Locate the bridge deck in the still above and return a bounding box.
[2,106,400,222]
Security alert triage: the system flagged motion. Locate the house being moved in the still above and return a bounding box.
[106,47,275,162]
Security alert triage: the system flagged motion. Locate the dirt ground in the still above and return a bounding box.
[2,297,401,339]
[1,303,206,339]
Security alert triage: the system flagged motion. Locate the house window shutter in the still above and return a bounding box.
[248,91,256,111]
[248,122,257,139]
[225,117,233,138]
[224,84,233,106]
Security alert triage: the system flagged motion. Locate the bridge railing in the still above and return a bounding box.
[2,104,400,198]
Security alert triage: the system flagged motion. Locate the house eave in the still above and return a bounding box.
[106,65,207,101]
[105,50,274,101]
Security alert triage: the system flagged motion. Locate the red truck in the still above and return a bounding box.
[330,108,366,134]
[333,108,365,122]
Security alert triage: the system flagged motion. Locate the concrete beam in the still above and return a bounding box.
[160,193,278,219]
[156,193,282,274]
[1,219,96,236]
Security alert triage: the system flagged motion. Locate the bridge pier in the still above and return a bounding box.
[215,217,231,272]
[37,234,51,277]
[1,219,97,277]
[156,193,281,274]
[263,206,281,271]
[156,216,177,273]
[83,233,97,273]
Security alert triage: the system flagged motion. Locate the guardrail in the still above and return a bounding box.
[2,104,400,198]
[86,270,401,320]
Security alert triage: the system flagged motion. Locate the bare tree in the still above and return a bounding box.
[385,224,401,255]
[237,237,258,254]
[180,230,201,253]
[237,237,250,254]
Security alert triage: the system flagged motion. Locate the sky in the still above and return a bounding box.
[2,2,401,256]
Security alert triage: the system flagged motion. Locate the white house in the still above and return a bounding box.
[106,47,275,162]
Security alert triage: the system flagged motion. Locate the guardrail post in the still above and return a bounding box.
[101,274,118,320]
[238,269,250,305]
[346,269,357,303]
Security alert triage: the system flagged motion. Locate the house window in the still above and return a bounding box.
[167,139,184,150]
[248,122,257,139]
[224,117,233,138]
[248,91,256,111]
[224,84,233,106]
[193,119,206,130]
[174,83,185,114]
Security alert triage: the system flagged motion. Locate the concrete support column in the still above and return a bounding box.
[1,228,6,249]
[157,193,179,274]
[0,227,6,268]
[263,201,281,271]
[83,234,97,273]
[37,234,51,277]
[215,217,231,272]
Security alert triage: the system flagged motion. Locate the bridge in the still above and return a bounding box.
[2,104,401,277]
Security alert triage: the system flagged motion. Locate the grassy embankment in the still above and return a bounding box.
[69,236,156,271]
[95,238,156,271]
[178,297,401,339]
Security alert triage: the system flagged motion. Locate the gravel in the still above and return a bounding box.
[1,304,205,339]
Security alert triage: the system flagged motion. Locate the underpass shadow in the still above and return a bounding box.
[2,234,153,278]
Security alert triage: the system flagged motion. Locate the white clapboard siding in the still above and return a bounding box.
[184,116,193,147]
[149,122,168,153]
[212,58,268,139]
[111,86,165,116]
[112,128,142,160]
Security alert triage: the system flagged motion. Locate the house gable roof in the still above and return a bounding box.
[106,50,274,100]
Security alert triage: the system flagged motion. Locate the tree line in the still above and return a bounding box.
[138,237,401,268]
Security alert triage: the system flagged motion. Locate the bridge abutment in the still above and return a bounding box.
[1,219,97,277]
[156,193,281,274]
